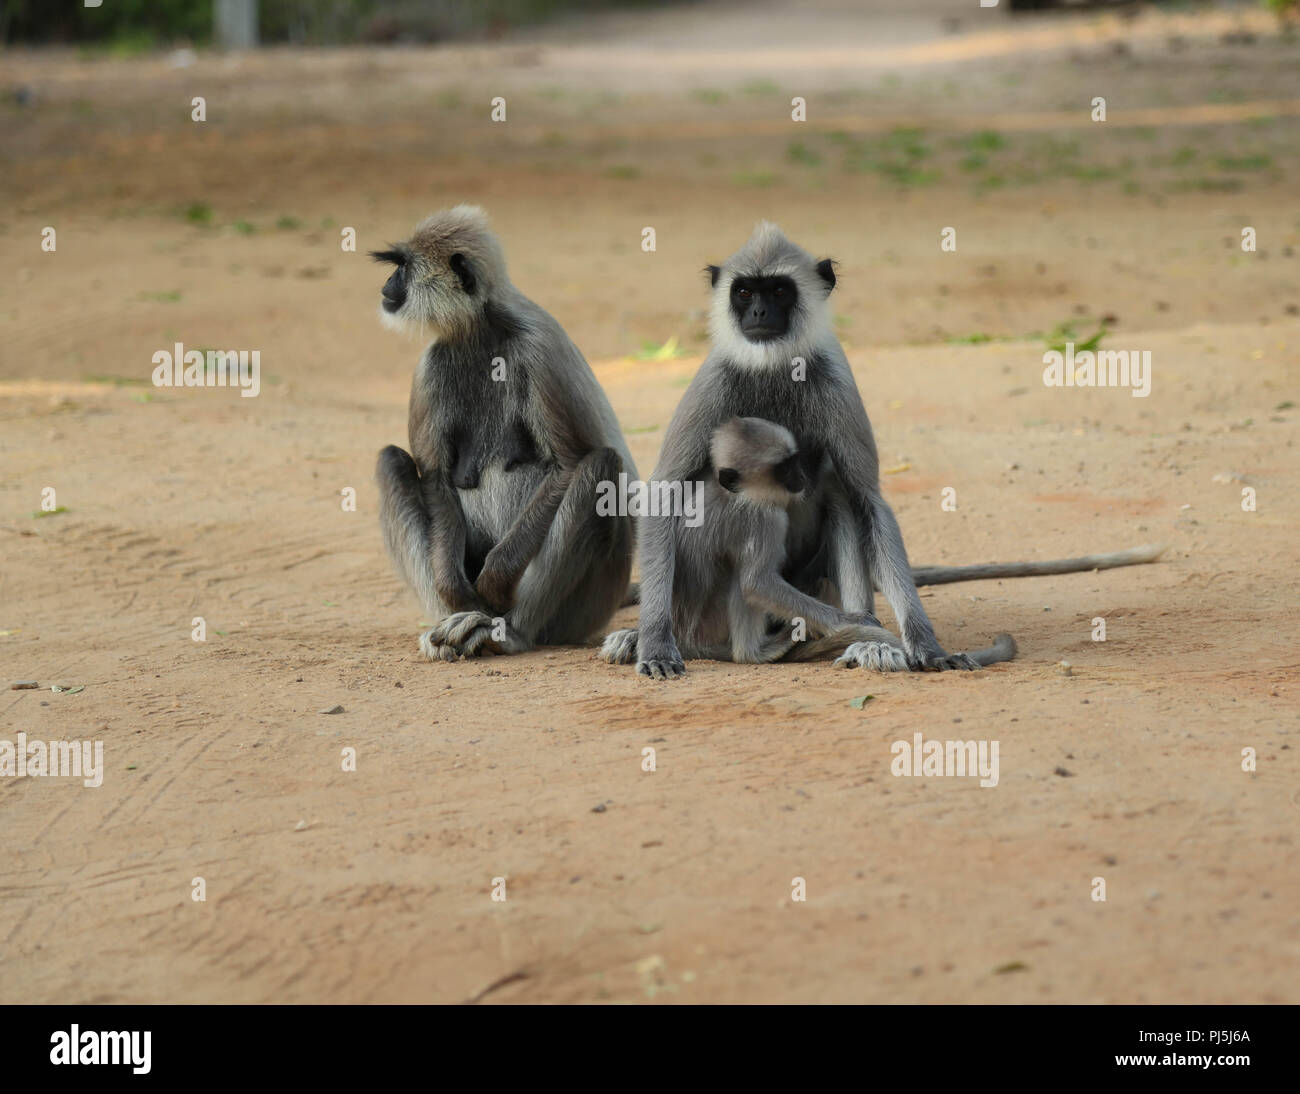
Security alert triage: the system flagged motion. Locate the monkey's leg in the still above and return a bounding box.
[472,469,572,615]
[521,446,634,646]
[861,498,975,671]
[426,447,632,657]
[634,505,685,679]
[377,446,487,647]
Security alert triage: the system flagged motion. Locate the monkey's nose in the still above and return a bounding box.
[382,269,406,310]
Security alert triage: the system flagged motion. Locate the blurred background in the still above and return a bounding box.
[4,1,1299,1007]
[2,0,1297,373]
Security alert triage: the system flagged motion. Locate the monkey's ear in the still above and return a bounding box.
[815,258,837,293]
[707,264,721,288]
[717,467,741,493]
[449,252,476,294]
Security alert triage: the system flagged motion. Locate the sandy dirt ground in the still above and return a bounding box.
[2,1,1298,1003]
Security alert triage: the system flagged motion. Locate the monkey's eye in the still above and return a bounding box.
[773,286,786,297]
[737,288,752,301]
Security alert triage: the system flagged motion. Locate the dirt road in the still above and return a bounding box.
[2,2,1297,1003]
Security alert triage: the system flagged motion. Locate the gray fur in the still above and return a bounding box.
[626,222,973,677]
[602,415,1013,673]
[375,206,636,660]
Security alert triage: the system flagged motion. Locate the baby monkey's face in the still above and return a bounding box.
[716,449,806,508]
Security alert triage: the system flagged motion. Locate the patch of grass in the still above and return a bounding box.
[1044,320,1108,355]
[276,215,302,230]
[231,220,257,236]
[636,337,686,362]
[786,141,822,167]
[1216,153,1272,171]
[437,91,462,109]
[948,333,998,345]
[606,164,640,180]
[138,290,182,303]
[1168,177,1245,193]
[741,78,781,97]
[966,130,1004,152]
[183,202,213,226]
[690,88,728,105]
[732,170,778,188]
[625,424,660,435]
[32,507,68,518]
[85,374,148,387]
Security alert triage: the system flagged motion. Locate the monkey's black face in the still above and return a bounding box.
[370,249,408,313]
[730,275,798,342]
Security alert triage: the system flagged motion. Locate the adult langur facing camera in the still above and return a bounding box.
[623,222,1162,679]
[373,205,637,660]
[601,416,1015,670]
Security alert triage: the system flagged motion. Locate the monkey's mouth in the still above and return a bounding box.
[381,294,404,314]
[743,327,783,342]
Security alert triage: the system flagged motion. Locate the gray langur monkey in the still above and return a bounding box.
[601,417,1015,670]
[625,221,1161,679]
[372,205,636,660]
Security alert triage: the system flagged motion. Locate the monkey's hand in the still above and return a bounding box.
[600,629,640,665]
[419,611,527,661]
[635,637,685,680]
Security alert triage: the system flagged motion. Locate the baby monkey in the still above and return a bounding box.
[602,417,1015,670]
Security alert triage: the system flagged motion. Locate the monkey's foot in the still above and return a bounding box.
[910,650,980,672]
[600,629,639,665]
[835,641,910,672]
[635,640,685,680]
[419,611,522,661]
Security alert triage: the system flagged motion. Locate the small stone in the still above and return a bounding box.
[319,705,344,714]
[591,803,607,813]
[10,681,39,690]
[1054,766,1075,778]
[1058,661,1073,676]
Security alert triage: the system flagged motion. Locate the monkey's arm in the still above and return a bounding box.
[474,467,572,614]
[908,544,1167,587]
[824,399,962,670]
[377,444,490,619]
[738,550,878,641]
[635,509,684,678]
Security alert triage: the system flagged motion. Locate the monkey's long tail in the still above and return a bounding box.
[966,633,1016,667]
[908,543,1167,587]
